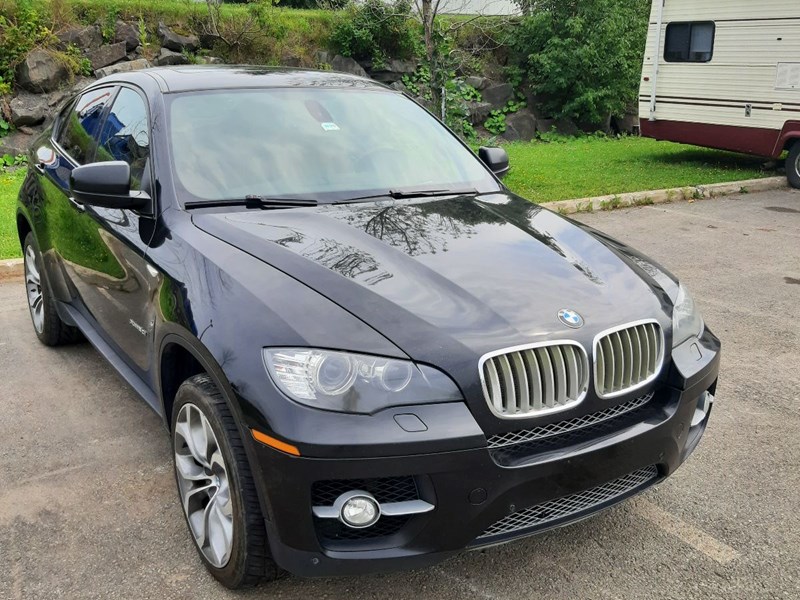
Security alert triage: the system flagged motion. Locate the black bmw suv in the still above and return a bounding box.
[16,67,720,589]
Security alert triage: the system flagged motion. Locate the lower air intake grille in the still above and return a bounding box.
[487,392,654,449]
[312,476,418,506]
[477,465,659,540]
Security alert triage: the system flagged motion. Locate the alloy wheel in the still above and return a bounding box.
[24,245,44,333]
[174,403,234,568]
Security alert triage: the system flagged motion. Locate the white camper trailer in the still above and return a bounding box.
[638,0,800,188]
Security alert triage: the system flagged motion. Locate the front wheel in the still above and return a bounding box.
[788,142,800,189]
[22,232,82,346]
[171,374,279,588]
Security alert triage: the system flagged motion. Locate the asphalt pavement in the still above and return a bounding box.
[1,188,798,599]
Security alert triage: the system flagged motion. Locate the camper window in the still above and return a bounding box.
[664,22,715,63]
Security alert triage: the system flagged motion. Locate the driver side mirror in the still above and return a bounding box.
[70,161,150,210]
[479,146,510,179]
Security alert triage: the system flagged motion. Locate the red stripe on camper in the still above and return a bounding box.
[640,119,787,158]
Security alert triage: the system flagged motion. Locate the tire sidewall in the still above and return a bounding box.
[171,382,251,587]
[23,232,55,345]
[788,142,800,189]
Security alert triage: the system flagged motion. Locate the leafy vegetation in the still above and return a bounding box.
[329,0,419,66]
[507,0,650,126]
[0,0,57,88]
[0,167,26,259]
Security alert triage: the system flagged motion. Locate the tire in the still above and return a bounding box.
[171,374,279,589]
[788,142,800,189]
[22,232,83,346]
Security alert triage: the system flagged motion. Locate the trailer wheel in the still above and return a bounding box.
[788,142,800,189]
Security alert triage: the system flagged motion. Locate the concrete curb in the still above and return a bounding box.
[0,258,23,281]
[544,176,789,215]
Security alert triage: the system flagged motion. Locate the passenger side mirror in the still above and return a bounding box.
[70,161,150,210]
[478,146,510,179]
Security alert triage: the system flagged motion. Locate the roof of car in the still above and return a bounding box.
[99,65,391,94]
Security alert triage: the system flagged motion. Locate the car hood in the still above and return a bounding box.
[192,192,676,364]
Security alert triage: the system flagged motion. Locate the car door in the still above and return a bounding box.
[33,86,122,315]
[67,86,162,376]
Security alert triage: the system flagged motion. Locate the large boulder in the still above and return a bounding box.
[466,101,492,125]
[368,59,416,84]
[57,25,102,51]
[114,20,140,53]
[86,42,127,70]
[465,75,490,91]
[482,83,514,109]
[612,113,640,134]
[154,48,189,66]
[503,109,537,142]
[0,130,37,156]
[330,55,368,78]
[535,117,581,137]
[9,92,50,127]
[16,49,70,93]
[95,59,151,79]
[157,22,199,53]
[280,53,303,68]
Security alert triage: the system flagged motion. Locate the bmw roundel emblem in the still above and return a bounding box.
[558,309,584,329]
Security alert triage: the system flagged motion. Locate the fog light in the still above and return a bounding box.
[339,493,381,529]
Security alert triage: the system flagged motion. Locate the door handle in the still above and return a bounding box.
[68,196,85,212]
[34,161,46,174]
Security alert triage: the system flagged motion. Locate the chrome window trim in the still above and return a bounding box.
[478,340,590,420]
[592,319,665,399]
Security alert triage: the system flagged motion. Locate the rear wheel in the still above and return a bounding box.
[23,232,82,346]
[171,374,279,588]
[788,142,800,189]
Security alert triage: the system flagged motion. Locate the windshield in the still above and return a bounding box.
[167,88,500,204]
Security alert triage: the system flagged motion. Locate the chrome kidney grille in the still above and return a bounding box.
[594,320,664,398]
[480,343,589,418]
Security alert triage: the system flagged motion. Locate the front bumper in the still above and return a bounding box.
[249,343,718,578]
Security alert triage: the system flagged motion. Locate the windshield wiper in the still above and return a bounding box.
[389,187,478,199]
[334,187,479,204]
[184,195,318,210]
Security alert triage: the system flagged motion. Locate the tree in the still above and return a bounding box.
[508,0,650,127]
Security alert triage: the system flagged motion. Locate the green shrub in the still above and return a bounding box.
[485,110,506,135]
[330,0,419,67]
[62,43,92,76]
[0,0,56,87]
[508,0,649,126]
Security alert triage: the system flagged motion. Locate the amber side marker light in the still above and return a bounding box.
[251,429,301,456]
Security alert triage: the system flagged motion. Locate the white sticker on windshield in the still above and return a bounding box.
[321,122,340,131]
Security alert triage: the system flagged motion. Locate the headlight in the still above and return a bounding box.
[263,348,462,414]
[672,283,704,347]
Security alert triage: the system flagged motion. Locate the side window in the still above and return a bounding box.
[664,22,715,63]
[55,88,114,164]
[96,88,151,190]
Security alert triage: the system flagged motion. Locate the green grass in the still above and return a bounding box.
[0,137,775,259]
[0,168,25,260]
[502,136,770,203]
